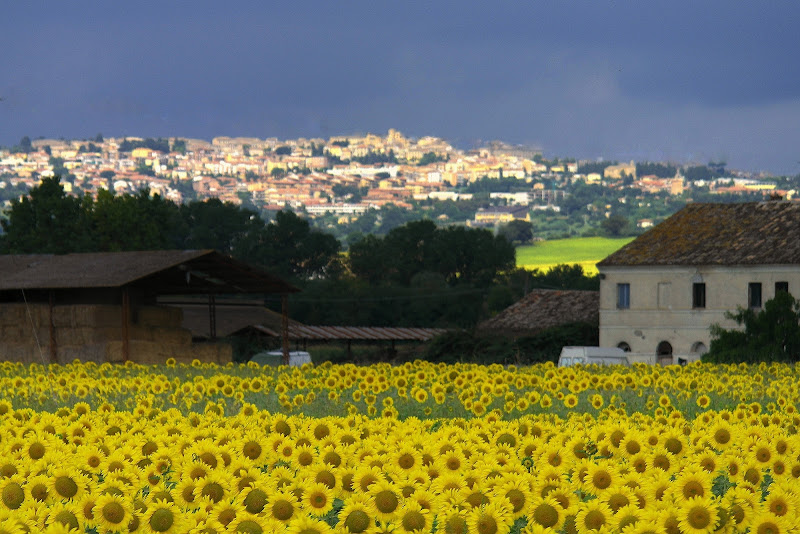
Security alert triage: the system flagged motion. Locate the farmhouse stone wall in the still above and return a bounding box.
[0,304,231,364]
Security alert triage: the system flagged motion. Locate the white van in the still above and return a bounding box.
[558,346,629,367]
[250,350,313,367]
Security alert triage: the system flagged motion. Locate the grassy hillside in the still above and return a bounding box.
[516,236,635,274]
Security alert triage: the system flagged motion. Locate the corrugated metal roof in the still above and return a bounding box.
[0,250,298,294]
[249,324,447,341]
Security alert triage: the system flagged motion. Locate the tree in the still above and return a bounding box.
[274,146,292,156]
[234,210,340,280]
[601,214,629,237]
[0,176,93,254]
[180,198,260,254]
[705,291,800,363]
[499,219,534,245]
[91,189,185,251]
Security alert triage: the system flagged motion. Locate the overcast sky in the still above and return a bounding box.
[2,2,799,174]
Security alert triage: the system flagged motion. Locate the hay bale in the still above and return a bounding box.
[73,305,123,328]
[137,306,183,328]
[0,305,25,326]
[52,307,74,328]
[89,327,121,343]
[151,327,192,346]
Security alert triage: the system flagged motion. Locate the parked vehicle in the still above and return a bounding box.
[558,346,629,367]
[250,350,312,366]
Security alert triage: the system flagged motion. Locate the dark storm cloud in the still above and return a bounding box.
[1,1,799,173]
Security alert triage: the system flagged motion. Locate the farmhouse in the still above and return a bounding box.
[597,201,800,364]
[0,250,297,364]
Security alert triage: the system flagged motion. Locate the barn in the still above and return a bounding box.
[0,250,297,364]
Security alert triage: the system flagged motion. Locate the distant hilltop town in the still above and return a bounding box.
[0,130,790,236]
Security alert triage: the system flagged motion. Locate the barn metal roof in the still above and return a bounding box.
[0,250,298,294]
[249,324,446,341]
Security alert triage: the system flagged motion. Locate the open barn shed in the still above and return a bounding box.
[0,250,297,364]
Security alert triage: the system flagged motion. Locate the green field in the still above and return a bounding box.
[516,236,634,274]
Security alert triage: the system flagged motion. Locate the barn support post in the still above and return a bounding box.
[122,288,130,363]
[208,294,217,340]
[48,291,57,363]
[281,294,290,366]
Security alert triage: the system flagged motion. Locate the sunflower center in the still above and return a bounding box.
[398,453,415,469]
[687,506,711,529]
[54,510,79,530]
[714,429,731,444]
[344,510,370,533]
[506,489,525,513]
[218,507,236,526]
[244,489,267,514]
[592,471,611,490]
[533,502,559,527]
[243,442,261,460]
[375,490,398,513]
[757,520,781,534]
[769,499,787,516]
[30,483,48,502]
[683,481,704,499]
[55,476,78,499]
[442,514,466,534]
[584,510,606,530]
[1,482,24,509]
[236,520,263,534]
[272,499,294,521]
[310,492,327,509]
[28,442,45,460]
[149,508,174,532]
[476,515,498,534]
[316,471,336,489]
[202,482,224,503]
[103,502,126,524]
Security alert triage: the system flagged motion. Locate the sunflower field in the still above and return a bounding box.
[0,359,799,534]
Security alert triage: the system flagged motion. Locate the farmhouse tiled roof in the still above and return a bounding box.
[598,201,800,267]
[478,289,598,335]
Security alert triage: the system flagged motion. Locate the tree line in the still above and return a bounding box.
[1,177,594,331]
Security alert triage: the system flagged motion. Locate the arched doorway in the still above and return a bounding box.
[690,342,707,357]
[617,342,631,352]
[656,341,673,365]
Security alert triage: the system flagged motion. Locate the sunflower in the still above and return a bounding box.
[286,515,335,534]
[369,478,401,523]
[352,465,385,494]
[492,477,532,520]
[49,468,87,502]
[584,461,618,495]
[303,481,335,516]
[264,489,299,524]
[337,493,376,534]
[670,467,713,503]
[93,493,134,533]
[208,497,245,530]
[143,498,187,533]
[575,499,613,534]
[46,500,83,532]
[0,475,25,511]
[762,485,798,522]
[747,511,790,534]
[467,501,513,534]
[677,496,719,534]
[228,513,274,534]
[612,504,643,533]
[527,496,564,530]
[393,499,430,533]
